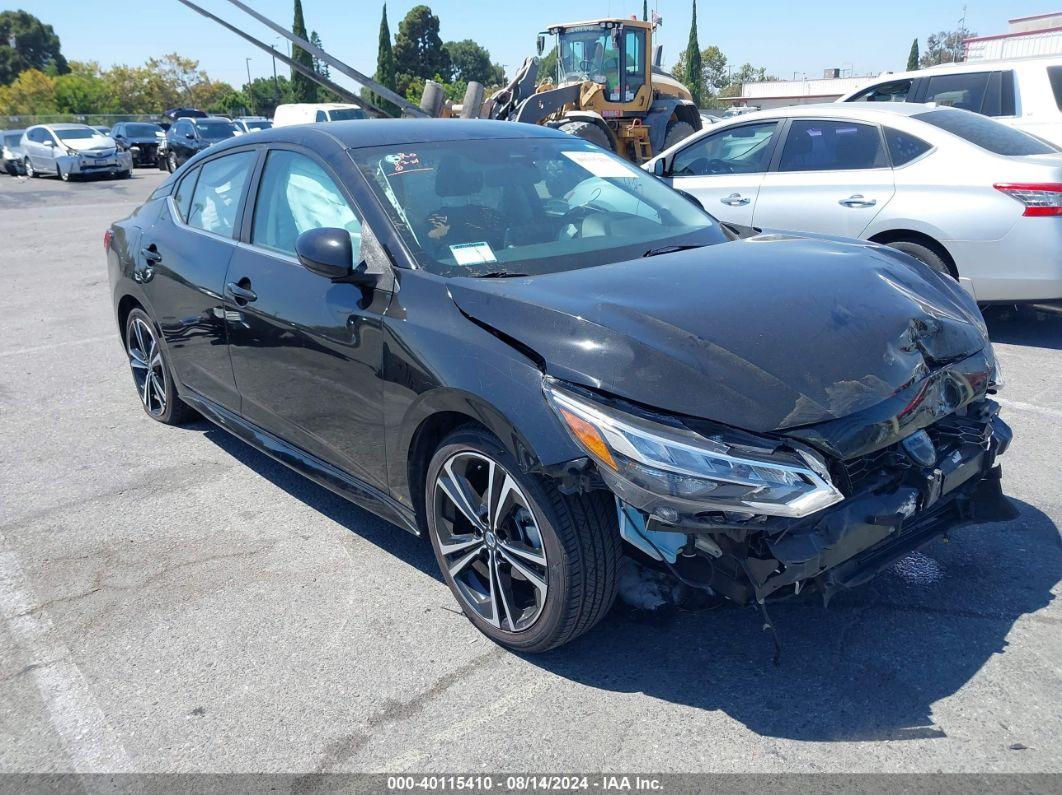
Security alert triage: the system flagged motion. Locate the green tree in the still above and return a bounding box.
[54,69,108,114]
[0,10,68,86]
[0,67,56,114]
[717,62,776,98]
[682,0,703,106]
[243,75,294,117]
[393,5,451,97]
[445,39,504,86]
[290,0,318,103]
[371,4,398,115]
[310,31,330,79]
[907,38,919,71]
[643,1,648,22]
[920,27,973,67]
[673,43,728,98]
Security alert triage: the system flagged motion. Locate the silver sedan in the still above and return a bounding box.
[647,103,1062,304]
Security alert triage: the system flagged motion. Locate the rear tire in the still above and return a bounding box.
[886,239,953,278]
[124,308,196,426]
[25,159,38,178]
[167,152,177,173]
[424,426,621,653]
[663,120,696,150]
[558,120,613,152]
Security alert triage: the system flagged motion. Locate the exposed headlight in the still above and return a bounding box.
[66,148,79,157]
[544,381,843,519]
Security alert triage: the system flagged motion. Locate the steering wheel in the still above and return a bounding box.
[577,59,595,73]
[705,159,735,175]
[554,205,597,240]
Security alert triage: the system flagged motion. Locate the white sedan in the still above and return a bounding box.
[645,103,1062,303]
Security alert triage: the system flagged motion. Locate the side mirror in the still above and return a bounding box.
[43,139,55,147]
[184,132,194,139]
[652,158,668,177]
[295,227,377,287]
[536,34,546,56]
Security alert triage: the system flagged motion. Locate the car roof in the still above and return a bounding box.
[40,123,96,130]
[711,102,951,124]
[208,119,572,152]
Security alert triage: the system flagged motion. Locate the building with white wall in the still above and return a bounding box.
[964,12,1062,61]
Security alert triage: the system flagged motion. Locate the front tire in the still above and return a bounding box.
[124,308,195,425]
[424,426,621,653]
[25,159,38,178]
[663,120,696,150]
[167,152,178,173]
[558,120,613,152]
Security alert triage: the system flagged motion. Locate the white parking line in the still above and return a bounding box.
[997,397,1062,420]
[0,540,131,772]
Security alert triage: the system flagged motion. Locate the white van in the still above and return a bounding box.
[838,56,1062,147]
[271,103,368,127]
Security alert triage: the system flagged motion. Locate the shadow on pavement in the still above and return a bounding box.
[985,305,1062,350]
[196,422,1059,743]
[529,498,1060,742]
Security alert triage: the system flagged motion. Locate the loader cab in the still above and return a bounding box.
[549,19,652,113]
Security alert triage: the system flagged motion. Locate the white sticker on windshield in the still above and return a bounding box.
[449,242,497,266]
[561,150,636,178]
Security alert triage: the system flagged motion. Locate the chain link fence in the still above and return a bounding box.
[1,113,159,128]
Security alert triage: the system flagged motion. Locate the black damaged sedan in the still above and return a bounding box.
[106,120,1014,652]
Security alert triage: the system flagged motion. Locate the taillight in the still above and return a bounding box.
[103,229,114,251]
[993,183,1062,216]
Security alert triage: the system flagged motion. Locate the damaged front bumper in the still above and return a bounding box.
[618,399,1016,605]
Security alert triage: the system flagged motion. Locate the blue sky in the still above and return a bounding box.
[19,0,1048,88]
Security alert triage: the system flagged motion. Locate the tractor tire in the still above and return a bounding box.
[558,121,613,152]
[663,120,696,150]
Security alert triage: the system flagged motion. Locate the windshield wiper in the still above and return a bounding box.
[642,244,706,258]
[476,270,530,278]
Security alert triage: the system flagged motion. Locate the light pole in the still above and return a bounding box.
[245,57,252,86]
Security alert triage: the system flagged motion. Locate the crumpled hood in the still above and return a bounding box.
[448,234,990,433]
[62,137,115,153]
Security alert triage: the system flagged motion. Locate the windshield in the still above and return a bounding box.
[195,121,238,141]
[558,26,620,93]
[914,109,1059,156]
[4,133,21,147]
[351,137,725,278]
[243,119,273,130]
[328,108,366,121]
[126,123,162,136]
[55,127,101,141]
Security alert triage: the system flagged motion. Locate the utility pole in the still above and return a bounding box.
[245,57,252,85]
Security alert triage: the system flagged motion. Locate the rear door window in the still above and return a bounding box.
[671,122,779,175]
[883,127,932,166]
[922,72,990,113]
[914,109,1059,155]
[186,151,257,237]
[847,79,913,103]
[1049,66,1062,111]
[778,120,888,171]
[172,167,200,222]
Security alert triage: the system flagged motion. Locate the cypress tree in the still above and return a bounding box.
[643,0,648,22]
[373,4,397,115]
[907,38,920,71]
[682,0,703,106]
[291,0,317,103]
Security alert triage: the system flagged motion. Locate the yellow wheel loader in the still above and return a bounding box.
[482,18,702,163]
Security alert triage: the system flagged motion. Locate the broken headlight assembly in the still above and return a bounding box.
[543,380,844,521]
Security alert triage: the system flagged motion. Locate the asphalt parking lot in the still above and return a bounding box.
[0,168,1059,775]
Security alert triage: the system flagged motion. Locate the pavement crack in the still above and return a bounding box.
[310,646,504,774]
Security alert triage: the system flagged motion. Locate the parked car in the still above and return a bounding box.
[111,121,166,168]
[163,116,239,171]
[646,103,1062,304]
[162,107,207,125]
[234,116,273,134]
[108,120,1013,652]
[838,56,1062,148]
[1,129,26,175]
[92,125,111,136]
[21,123,132,181]
[272,103,367,127]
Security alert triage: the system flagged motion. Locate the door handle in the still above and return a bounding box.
[839,194,877,208]
[720,193,750,207]
[140,246,162,265]
[226,281,257,304]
